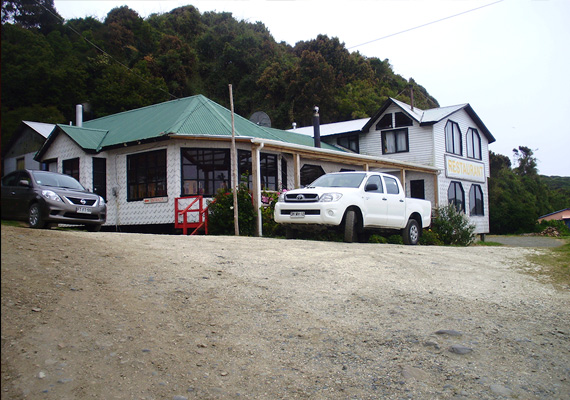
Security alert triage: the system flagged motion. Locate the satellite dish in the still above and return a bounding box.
[249,111,271,128]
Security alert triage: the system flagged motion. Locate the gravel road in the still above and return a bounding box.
[1,225,569,399]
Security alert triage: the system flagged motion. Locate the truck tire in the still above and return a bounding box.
[344,209,358,243]
[403,218,420,245]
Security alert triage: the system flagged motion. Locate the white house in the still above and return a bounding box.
[33,95,439,235]
[2,121,55,174]
[292,98,495,235]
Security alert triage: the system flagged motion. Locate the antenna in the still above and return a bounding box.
[249,111,272,128]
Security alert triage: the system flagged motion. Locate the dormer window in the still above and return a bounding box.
[395,112,413,127]
[445,120,462,155]
[376,114,392,130]
[466,128,482,160]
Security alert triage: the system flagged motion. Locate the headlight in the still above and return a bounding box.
[319,192,342,202]
[41,190,62,202]
[99,196,106,205]
[278,192,286,202]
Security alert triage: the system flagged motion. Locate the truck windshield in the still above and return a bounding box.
[309,173,366,188]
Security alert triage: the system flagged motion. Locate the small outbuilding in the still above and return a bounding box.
[538,208,570,229]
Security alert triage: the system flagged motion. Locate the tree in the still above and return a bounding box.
[1,0,61,33]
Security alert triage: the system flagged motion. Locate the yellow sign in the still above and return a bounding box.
[445,156,485,183]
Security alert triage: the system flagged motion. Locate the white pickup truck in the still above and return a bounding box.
[274,171,432,244]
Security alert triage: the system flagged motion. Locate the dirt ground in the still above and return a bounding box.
[1,225,569,399]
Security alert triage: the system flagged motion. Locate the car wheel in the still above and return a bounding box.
[344,209,358,243]
[28,203,46,229]
[403,219,420,245]
[86,224,102,232]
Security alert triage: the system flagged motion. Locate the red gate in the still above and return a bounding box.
[174,196,213,235]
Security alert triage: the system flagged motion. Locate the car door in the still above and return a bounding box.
[361,175,388,227]
[11,171,35,219]
[382,175,406,228]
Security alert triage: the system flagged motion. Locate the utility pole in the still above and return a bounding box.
[229,84,239,236]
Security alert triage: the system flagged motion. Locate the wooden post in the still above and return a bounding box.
[229,84,239,236]
[252,144,261,237]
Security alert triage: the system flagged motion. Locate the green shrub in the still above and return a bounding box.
[419,229,443,245]
[260,190,286,237]
[208,183,255,236]
[430,204,476,246]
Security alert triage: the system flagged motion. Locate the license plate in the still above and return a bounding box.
[76,207,92,214]
[290,211,305,218]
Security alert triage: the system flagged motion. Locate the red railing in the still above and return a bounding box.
[174,196,214,235]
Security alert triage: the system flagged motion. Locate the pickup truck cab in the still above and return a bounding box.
[274,171,431,244]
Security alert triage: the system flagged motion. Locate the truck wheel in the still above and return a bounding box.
[344,209,358,243]
[28,203,46,229]
[403,219,420,245]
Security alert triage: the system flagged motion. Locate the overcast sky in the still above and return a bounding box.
[53,0,570,176]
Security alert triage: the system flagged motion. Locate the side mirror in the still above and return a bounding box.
[18,179,31,187]
[365,183,378,192]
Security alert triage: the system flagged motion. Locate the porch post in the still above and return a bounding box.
[293,153,301,188]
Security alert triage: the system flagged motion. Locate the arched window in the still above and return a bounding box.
[469,184,484,216]
[445,121,462,155]
[466,128,482,160]
[448,181,465,212]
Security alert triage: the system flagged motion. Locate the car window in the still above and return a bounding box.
[310,173,366,188]
[2,172,20,187]
[31,171,85,190]
[384,176,400,195]
[365,175,383,193]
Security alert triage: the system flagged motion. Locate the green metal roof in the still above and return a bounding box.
[52,94,343,152]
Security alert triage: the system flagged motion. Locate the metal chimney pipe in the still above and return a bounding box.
[76,104,83,127]
[312,106,321,148]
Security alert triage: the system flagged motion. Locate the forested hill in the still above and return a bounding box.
[1,2,438,147]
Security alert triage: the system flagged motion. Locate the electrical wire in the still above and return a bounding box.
[347,0,504,51]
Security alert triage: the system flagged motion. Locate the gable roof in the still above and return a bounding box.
[22,121,56,138]
[363,98,495,143]
[36,95,341,158]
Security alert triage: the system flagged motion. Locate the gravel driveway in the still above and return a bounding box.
[486,235,566,248]
[1,226,569,399]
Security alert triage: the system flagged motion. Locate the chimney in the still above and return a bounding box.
[312,106,321,148]
[76,104,83,127]
[292,122,297,129]
[409,85,414,112]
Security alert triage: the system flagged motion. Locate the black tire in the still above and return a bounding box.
[403,219,420,245]
[86,224,102,232]
[28,203,46,229]
[343,209,358,243]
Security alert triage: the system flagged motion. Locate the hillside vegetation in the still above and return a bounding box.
[1,0,437,145]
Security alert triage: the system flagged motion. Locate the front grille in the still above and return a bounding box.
[283,193,319,203]
[280,209,320,215]
[62,212,101,220]
[65,196,97,206]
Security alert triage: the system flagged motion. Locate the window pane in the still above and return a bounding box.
[384,177,399,194]
[395,112,413,127]
[376,114,392,130]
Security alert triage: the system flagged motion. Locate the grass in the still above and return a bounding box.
[526,240,570,288]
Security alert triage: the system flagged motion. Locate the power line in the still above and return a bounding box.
[347,0,504,51]
[32,0,178,100]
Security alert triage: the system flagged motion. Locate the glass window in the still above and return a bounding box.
[337,134,359,152]
[382,129,409,154]
[300,164,325,187]
[63,158,80,180]
[384,176,400,194]
[127,150,167,201]
[365,175,383,193]
[445,121,462,155]
[469,184,484,216]
[376,114,392,130]
[448,181,465,212]
[237,151,279,191]
[395,112,413,127]
[466,128,482,160]
[181,148,229,197]
[281,158,288,191]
